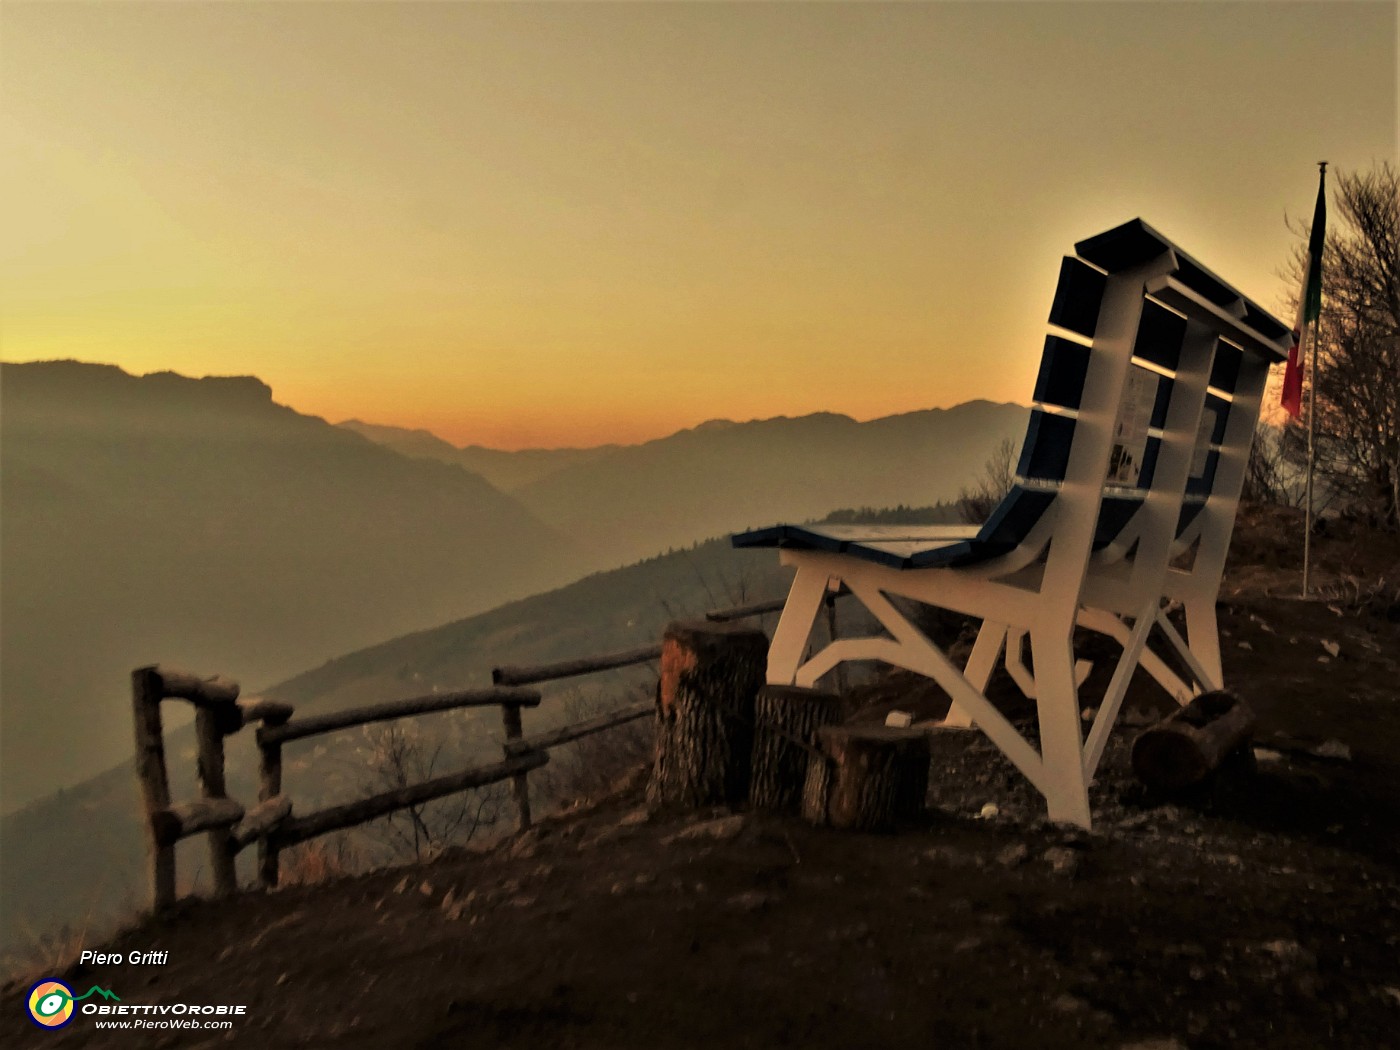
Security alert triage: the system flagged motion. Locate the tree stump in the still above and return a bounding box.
[749,684,843,813]
[802,725,931,831]
[1132,690,1256,791]
[647,620,767,810]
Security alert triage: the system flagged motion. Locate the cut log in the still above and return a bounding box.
[802,725,931,832]
[749,685,843,813]
[647,620,767,810]
[1132,690,1257,791]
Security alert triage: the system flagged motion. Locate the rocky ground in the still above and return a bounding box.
[5,506,1398,1049]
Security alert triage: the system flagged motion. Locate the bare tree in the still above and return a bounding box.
[1243,421,1304,507]
[958,437,1019,524]
[357,720,508,863]
[1284,162,1400,530]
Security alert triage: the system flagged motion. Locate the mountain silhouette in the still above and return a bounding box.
[0,361,576,813]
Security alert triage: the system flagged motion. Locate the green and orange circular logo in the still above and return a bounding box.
[27,979,76,1028]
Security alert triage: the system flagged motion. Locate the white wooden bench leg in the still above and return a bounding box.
[1184,597,1224,693]
[766,567,832,685]
[1031,626,1093,828]
[942,621,1006,728]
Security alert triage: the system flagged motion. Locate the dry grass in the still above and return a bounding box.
[278,833,362,887]
[2,885,141,985]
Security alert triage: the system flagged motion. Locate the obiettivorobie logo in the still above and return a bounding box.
[26,980,119,1029]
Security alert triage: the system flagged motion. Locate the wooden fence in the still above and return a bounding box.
[129,595,795,911]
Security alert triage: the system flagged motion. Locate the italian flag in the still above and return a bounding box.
[1281,169,1328,418]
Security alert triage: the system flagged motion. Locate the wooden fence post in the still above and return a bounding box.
[132,667,176,911]
[647,620,767,810]
[194,708,237,896]
[501,702,532,831]
[256,726,286,889]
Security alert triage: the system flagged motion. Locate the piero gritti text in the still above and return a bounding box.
[80,950,169,965]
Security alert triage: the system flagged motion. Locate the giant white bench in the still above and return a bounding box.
[733,219,1293,828]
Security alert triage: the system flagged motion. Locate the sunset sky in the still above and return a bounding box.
[2,1,1394,449]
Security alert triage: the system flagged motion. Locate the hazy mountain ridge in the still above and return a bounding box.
[0,361,578,814]
[338,419,621,491]
[512,401,1028,567]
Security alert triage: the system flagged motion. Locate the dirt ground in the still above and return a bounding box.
[5,506,1399,1049]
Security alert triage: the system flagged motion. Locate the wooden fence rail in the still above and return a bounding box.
[130,595,786,912]
[492,644,662,687]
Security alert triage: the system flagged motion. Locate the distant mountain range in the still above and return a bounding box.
[348,402,1029,569]
[0,361,577,814]
[338,419,620,492]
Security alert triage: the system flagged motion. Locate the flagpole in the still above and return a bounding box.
[1302,160,1327,598]
[1303,313,1314,595]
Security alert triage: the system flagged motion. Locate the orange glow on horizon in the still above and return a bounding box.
[1,3,1391,450]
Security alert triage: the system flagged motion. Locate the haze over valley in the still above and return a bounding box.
[1,359,1025,819]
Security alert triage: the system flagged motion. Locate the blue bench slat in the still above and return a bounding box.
[1095,495,1143,547]
[731,524,844,553]
[1203,394,1230,445]
[1149,375,1174,429]
[1243,301,1291,342]
[1173,256,1242,309]
[1074,219,1171,273]
[1186,451,1221,496]
[1208,342,1243,393]
[1177,501,1206,533]
[1047,257,1107,338]
[1133,299,1187,371]
[1032,336,1091,410]
[1016,410,1075,482]
[1134,437,1161,490]
[978,486,1055,547]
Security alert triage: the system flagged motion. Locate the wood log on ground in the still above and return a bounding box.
[647,620,767,810]
[749,685,843,813]
[802,725,931,832]
[1132,690,1257,791]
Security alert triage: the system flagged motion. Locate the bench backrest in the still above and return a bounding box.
[977,219,1291,590]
